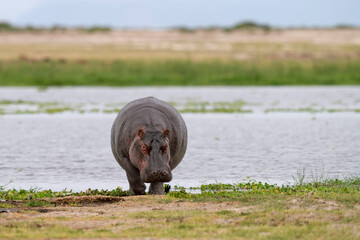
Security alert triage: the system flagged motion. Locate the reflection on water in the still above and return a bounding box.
[1,113,359,191]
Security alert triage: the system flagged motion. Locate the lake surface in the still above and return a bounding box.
[0,86,359,111]
[0,87,359,191]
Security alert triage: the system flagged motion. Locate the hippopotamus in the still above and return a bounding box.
[111,97,187,195]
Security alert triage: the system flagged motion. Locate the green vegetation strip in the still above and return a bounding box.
[0,187,129,202]
[1,59,360,86]
[170,177,360,204]
[1,177,359,203]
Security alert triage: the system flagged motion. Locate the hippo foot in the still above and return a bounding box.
[129,186,146,195]
[149,182,164,195]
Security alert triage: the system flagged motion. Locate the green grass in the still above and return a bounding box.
[123,209,360,239]
[1,208,358,239]
[25,200,52,207]
[169,177,360,203]
[1,177,358,203]
[0,221,115,239]
[0,187,129,201]
[0,59,360,86]
[0,203,15,208]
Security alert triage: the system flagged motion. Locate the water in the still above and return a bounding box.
[0,87,359,191]
[0,86,359,111]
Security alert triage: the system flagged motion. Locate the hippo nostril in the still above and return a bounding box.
[152,170,158,176]
[162,170,168,176]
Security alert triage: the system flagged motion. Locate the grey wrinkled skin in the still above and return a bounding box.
[111,97,187,195]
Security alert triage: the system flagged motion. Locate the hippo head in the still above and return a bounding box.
[129,127,172,183]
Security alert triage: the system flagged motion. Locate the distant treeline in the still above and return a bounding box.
[0,21,358,33]
[176,21,272,33]
[0,22,111,33]
[174,22,360,33]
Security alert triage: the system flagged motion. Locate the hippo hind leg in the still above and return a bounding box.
[149,182,164,195]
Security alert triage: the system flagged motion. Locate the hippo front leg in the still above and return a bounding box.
[149,182,164,195]
[126,172,146,195]
[122,158,146,195]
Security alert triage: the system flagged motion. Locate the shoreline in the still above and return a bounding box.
[1,178,359,239]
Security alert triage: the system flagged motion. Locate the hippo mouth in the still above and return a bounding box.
[140,168,173,183]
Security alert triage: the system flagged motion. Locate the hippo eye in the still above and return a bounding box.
[140,144,148,154]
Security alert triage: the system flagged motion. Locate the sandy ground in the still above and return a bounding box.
[0,195,346,226]
[1,195,250,216]
[0,29,359,61]
[1,195,254,234]
[1,195,359,239]
[0,29,360,45]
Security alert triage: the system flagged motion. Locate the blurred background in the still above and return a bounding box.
[0,0,359,86]
[1,0,360,28]
[0,0,360,190]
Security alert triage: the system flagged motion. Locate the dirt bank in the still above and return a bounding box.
[1,195,359,239]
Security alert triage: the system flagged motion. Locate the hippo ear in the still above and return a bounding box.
[163,129,170,138]
[137,129,144,139]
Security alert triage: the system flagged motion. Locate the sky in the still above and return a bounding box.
[0,0,359,29]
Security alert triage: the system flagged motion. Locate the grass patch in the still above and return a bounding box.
[129,209,204,221]
[25,200,52,208]
[0,187,130,202]
[122,208,359,239]
[0,59,359,86]
[169,177,360,202]
[0,221,115,239]
[0,203,15,208]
